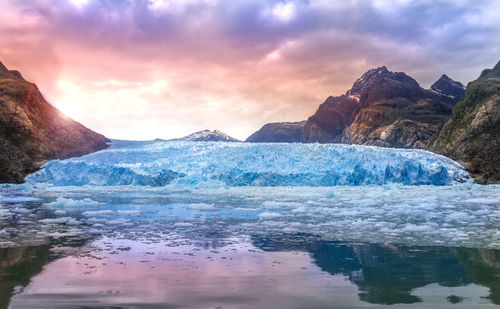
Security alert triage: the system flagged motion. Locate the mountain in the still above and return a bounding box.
[245,121,305,143]
[428,60,500,184]
[0,61,109,183]
[301,95,360,143]
[302,66,464,148]
[172,129,240,142]
[430,74,466,100]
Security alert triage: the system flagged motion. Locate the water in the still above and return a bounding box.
[0,141,499,308]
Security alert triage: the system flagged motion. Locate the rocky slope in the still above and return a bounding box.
[172,129,240,142]
[430,74,466,100]
[302,95,360,143]
[0,62,109,183]
[303,66,464,148]
[245,121,305,142]
[428,61,500,184]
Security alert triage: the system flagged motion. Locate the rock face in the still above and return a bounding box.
[0,62,109,183]
[173,129,240,142]
[246,121,305,143]
[428,60,500,184]
[430,74,466,100]
[302,66,464,148]
[302,96,360,143]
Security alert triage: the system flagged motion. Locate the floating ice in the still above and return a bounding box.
[82,210,115,217]
[186,203,216,211]
[26,140,468,187]
[1,141,497,251]
[2,196,40,202]
[44,197,100,208]
[117,210,143,217]
[2,182,497,249]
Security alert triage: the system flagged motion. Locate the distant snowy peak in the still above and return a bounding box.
[173,130,240,142]
[430,74,465,100]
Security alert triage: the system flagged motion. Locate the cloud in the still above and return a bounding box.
[270,2,296,22]
[0,0,499,140]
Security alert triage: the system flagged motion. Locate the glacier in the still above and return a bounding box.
[26,140,469,187]
[4,140,496,250]
[2,142,499,309]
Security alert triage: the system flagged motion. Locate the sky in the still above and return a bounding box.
[1,0,499,140]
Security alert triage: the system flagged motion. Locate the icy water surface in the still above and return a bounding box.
[0,141,499,308]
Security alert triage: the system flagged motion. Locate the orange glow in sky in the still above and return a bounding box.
[1,0,499,140]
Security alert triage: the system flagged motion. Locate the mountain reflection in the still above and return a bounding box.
[1,234,499,308]
[0,245,50,309]
[252,234,500,305]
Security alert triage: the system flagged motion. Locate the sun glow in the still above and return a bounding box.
[69,0,89,7]
[54,80,84,120]
[56,101,83,121]
[272,2,295,22]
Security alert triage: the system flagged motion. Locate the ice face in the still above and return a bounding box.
[4,140,497,251]
[26,140,469,187]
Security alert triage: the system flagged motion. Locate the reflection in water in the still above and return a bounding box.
[0,235,497,308]
[252,234,500,306]
[0,246,49,309]
[458,248,500,305]
[1,183,499,308]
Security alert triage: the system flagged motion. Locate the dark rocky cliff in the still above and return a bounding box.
[0,62,109,183]
[302,66,463,148]
[246,121,305,143]
[302,96,360,143]
[430,74,466,100]
[428,61,500,184]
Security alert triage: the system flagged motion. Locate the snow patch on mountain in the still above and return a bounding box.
[171,130,240,142]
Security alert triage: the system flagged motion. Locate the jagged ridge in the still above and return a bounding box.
[428,60,500,184]
[299,67,463,148]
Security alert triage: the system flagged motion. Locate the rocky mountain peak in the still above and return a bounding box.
[428,59,500,183]
[479,60,500,79]
[493,60,500,72]
[346,66,420,97]
[0,61,25,80]
[0,61,7,72]
[303,65,458,148]
[0,61,12,79]
[430,74,465,100]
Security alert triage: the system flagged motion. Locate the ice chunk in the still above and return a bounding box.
[2,196,40,202]
[186,203,216,211]
[82,210,115,217]
[117,210,143,217]
[259,212,282,219]
[44,197,100,208]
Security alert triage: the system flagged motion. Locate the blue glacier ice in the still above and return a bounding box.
[2,141,499,249]
[26,140,469,186]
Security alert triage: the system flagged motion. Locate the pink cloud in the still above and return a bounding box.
[1,0,499,140]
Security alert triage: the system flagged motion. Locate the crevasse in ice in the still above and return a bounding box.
[26,140,469,186]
